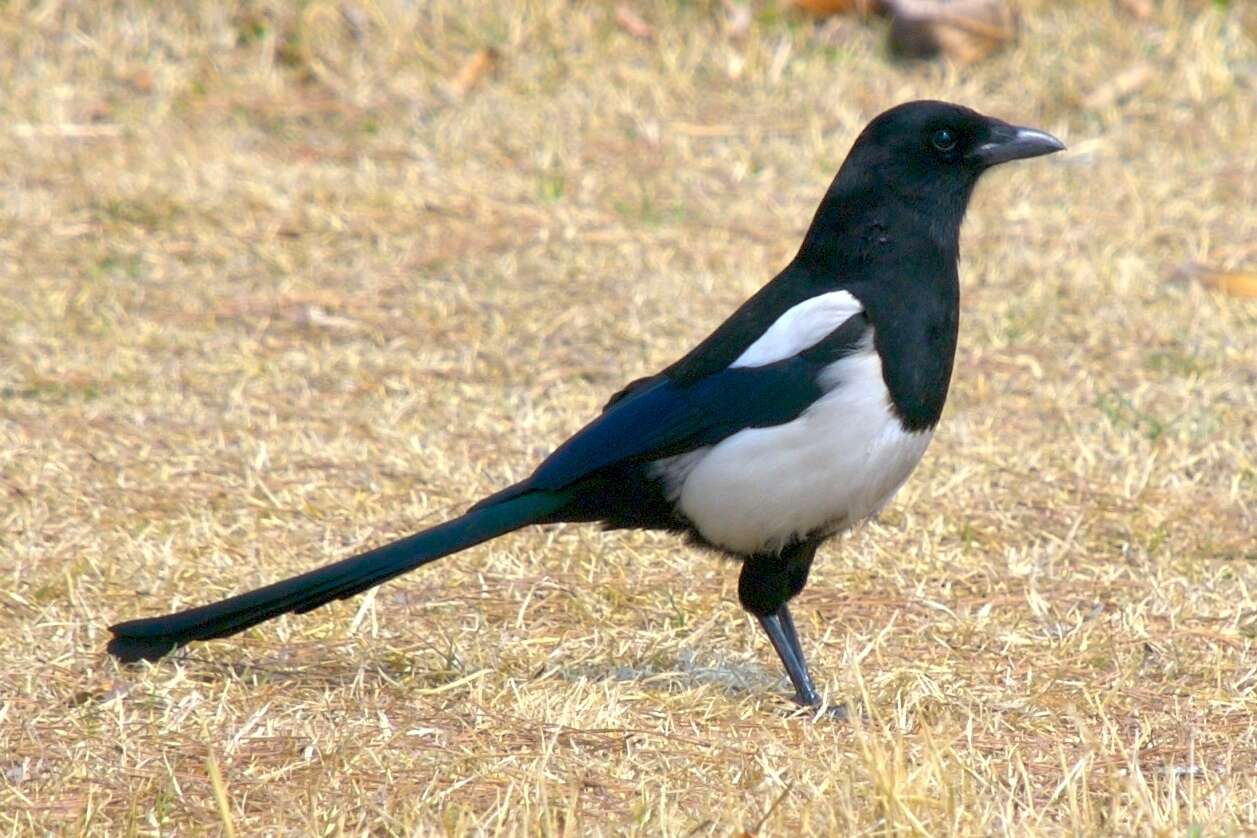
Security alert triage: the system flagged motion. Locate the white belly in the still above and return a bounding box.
[654,347,933,555]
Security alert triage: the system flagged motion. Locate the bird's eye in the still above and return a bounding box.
[931,128,957,152]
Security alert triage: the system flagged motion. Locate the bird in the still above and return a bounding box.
[107,100,1064,709]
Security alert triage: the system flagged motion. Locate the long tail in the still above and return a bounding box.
[106,490,568,663]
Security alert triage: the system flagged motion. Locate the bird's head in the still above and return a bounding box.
[850,99,1064,181]
[808,100,1064,259]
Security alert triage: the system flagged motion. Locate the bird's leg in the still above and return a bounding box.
[757,605,819,706]
[739,538,827,708]
[777,603,805,676]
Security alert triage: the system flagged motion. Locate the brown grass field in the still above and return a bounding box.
[1,0,1255,833]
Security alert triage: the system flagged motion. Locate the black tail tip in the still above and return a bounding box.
[106,627,180,664]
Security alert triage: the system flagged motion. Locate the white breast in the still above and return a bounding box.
[654,337,933,555]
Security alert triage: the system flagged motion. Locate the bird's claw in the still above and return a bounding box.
[786,694,849,721]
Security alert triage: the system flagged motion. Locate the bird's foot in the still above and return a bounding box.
[787,693,850,721]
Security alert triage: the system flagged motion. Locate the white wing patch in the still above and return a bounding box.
[730,290,864,369]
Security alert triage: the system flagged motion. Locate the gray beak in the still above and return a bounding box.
[971,123,1065,167]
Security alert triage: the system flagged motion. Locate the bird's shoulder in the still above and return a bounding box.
[600,261,849,410]
[658,261,858,386]
[606,231,959,431]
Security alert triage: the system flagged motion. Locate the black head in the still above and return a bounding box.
[803,100,1064,261]
[843,100,1063,197]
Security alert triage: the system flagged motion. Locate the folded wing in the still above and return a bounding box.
[477,306,871,510]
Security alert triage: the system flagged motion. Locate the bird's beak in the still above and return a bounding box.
[970,122,1065,167]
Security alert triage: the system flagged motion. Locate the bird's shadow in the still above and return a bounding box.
[554,648,854,719]
[564,647,781,694]
[129,646,853,719]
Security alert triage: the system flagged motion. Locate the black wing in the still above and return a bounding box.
[493,311,870,500]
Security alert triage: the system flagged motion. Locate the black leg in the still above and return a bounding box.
[758,606,820,706]
[739,539,828,708]
[778,602,804,668]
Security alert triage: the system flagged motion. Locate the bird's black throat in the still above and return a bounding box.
[794,175,965,433]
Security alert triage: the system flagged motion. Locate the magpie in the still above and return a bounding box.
[107,101,1063,708]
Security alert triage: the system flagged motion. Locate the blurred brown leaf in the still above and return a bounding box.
[129,68,154,93]
[1116,0,1153,20]
[1082,63,1153,110]
[887,0,1017,64]
[790,0,885,16]
[615,5,654,40]
[1178,264,1257,299]
[450,47,498,98]
[722,0,753,38]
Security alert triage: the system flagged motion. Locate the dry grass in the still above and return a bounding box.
[1,0,1254,833]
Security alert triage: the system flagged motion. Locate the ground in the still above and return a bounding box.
[1,0,1255,833]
